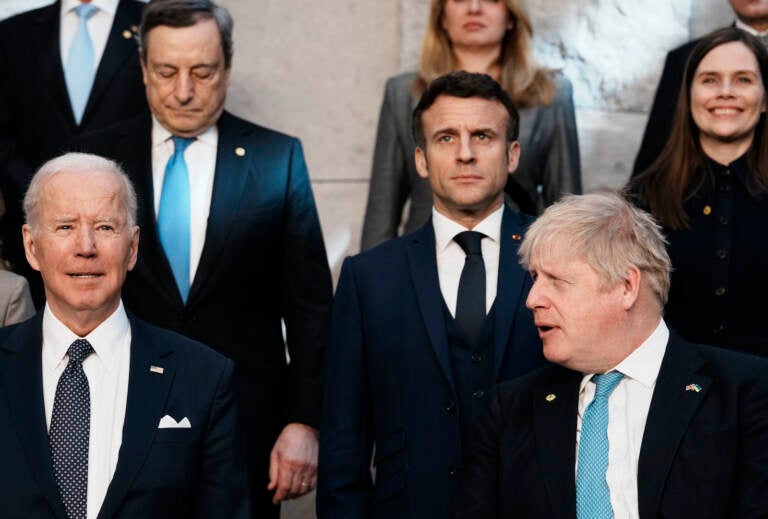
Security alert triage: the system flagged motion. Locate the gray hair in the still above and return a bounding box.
[24,152,138,231]
[138,0,234,69]
[519,190,671,305]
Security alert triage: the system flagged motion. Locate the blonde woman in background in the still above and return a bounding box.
[361,0,581,250]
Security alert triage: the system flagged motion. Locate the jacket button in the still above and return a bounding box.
[471,351,483,363]
[719,216,729,226]
[473,389,486,399]
[716,249,728,260]
[448,465,459,478]
[714,287,726,296]
[444,402,456,415]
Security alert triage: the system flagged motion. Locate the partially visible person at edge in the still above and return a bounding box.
[627,27,768,356]
[360,0,581,251]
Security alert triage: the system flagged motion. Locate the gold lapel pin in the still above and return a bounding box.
[122,30,132,39]
[545,393,556,402]
[702,205,712,216]
[150,365,164,374]
[235,147,246,157]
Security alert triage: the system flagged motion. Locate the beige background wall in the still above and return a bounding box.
[0,1,738,517]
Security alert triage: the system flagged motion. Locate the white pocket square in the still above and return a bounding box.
[158,415,191,429]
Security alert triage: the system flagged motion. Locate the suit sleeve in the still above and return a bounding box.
[196,358,251,518]
[540,76,582,207]
[317,256,375,518]
[732,375,768,516]
[281,137,333,428]
[360,78,410,251]
[632,49,684,176]
[2,273,34,326]
[453,387,503,519]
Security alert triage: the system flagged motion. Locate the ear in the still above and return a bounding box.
[507,141,521,174]
[415,146,430,179]
[127,226,140,272]
[22,224,41,273]
[620,265,642,311]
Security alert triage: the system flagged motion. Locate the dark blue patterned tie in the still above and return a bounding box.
[454,231,486,345]
[49,339,94,519]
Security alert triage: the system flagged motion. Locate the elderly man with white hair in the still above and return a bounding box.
[454,191,768,519]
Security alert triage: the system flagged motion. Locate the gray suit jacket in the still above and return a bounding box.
[360,71,581,251]
[0,269,34,326]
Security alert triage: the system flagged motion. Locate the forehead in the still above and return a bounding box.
[144,18,223,63]
[40,170,124,214]
[696,41,760,74]
[421,95,508,133]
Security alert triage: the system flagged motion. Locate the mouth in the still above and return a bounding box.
[535,322,558,338]
[463,22,486,30]
[68,273,103,279]
[709,107,742,116]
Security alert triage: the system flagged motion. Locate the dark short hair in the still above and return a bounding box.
[411,71,520,149]
[139,0,234,68]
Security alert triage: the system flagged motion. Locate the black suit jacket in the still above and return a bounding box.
[71,111,333,516]
[454,332,768,518]
[0,312,250,518]
[0,0,147,302]
[317,208,546,519]
[632,38,700,176]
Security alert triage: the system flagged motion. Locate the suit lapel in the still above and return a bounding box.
[83,0,141,125]
[0,314,68,518]
[406,222,455,391]
[189,112,250,301]
[31,2,76,131]
[533,368,580,519]
[98,317,176,518]
[637,334,710,518]
[492,207,529,380]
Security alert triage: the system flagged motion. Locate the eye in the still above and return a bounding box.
[193,67,216,80]
[438,134,453,143]
[155,67,176,79]
[737,75,754,84]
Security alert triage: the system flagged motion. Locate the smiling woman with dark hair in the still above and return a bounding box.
[628,27,768,356]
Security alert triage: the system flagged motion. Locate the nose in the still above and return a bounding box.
[75,227,97,257]
[468,0,482,12]
[456,135,476,164]
[525,277,546,310]
[718,79,736,98]
[173,72,194,104]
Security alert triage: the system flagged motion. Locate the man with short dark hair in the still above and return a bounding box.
[455,191,768,518]
[633,0,768,175]
[317,71,545,519]
[71,1,333,516]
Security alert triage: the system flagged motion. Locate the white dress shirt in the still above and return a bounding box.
[42,301,131,519]
[735,18,768,39]
[575,319,669,519]
[151,117,218,286]
[60,0,119,72]
[432,204,503,316]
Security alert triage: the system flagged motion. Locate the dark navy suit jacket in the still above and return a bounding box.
[71,111,333,516]
[317,207,545,519]
[455,332,768,518]
[0,0,148,301]
[0,312,250,518]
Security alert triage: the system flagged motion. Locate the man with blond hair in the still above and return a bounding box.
[455,191,768,518]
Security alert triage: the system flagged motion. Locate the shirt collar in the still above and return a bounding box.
[61,0,118,17]
[42,300,130,372]
[735,19,768,37]
[151,115,218,148]
[432,203,504,253]
[580,318,669,392]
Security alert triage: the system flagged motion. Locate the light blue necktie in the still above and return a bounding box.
[158,137,194,303]
[65,3,99,125]
[576,371,624,519]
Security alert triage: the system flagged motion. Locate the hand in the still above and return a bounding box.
[267,422,319,503]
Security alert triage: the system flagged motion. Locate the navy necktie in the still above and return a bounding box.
[157,136,194,302]
[64,3,99,124]
[49,338,94,519]
[454,231,486,344]
[576,371,624,519]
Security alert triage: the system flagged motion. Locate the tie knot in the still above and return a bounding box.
[67,339,94,365]
[171,136,194,155]
[454,231,485,256]
[592,371,623,398]
[74,3,98,20]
